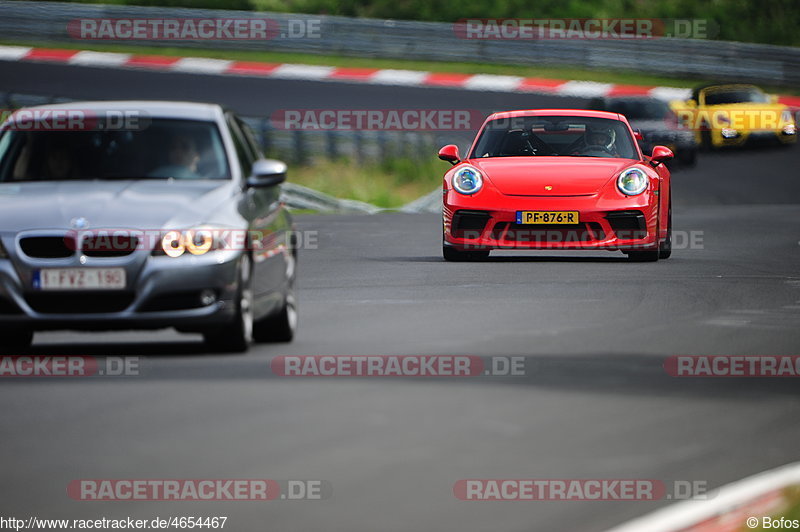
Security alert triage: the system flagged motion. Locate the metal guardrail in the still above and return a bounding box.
[0,91,443,213]
[1,1,799,86]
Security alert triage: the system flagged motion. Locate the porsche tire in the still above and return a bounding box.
[700,130,713,151]
[0,326,33,351]
[443,246,489,262]
[627,249,660,262]
[659,200,673,260]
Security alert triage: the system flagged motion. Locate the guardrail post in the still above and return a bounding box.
[353,131,364,165]
[326,131,338,160]
[293,130,308,165]
[260,119,272,156]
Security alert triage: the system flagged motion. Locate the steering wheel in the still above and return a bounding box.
[582,145,615,156]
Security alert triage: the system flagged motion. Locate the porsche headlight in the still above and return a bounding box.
[158,228,217,258]
[452,166,483,195]
[617,168,648,196]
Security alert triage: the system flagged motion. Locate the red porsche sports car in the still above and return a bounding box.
[439,109,674,262]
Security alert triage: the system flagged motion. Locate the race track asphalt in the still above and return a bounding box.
[1,60,799,532]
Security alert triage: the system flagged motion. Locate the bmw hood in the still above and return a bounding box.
[470,158,636,196]
[0,180,236,233]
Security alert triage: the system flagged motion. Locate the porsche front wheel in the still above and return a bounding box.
[443,245,490,262]
[659,200,673,260]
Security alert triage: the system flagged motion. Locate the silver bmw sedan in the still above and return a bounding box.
[0,101,297,352]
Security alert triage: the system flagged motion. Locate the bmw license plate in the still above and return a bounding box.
[33,268,126,291]
[516,211,580,224]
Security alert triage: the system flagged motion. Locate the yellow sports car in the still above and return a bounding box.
[670,84,796,149]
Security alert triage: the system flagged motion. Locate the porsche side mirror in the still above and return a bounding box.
[438,144,460,165]
[247,159,287,188]
[650,146,674,166]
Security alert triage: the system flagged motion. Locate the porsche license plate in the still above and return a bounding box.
[33,268,126,291]
[516,211,579,225]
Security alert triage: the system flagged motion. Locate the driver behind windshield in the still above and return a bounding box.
[148,133,201,179]
[578,126,619,157]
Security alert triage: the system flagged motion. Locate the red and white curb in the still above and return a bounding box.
[607,461,800,532]
[2,45,800,108]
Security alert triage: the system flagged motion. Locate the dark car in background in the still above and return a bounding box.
[588,97,698,167]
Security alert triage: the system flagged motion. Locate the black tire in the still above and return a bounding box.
[659,199,672,260]
[700,130,713,151]
[678,148,697,167]
[627,249,660,262]
[204,255,253,353]
[0,327,33,352]
[443,245,489,262]
[254,249,298,343]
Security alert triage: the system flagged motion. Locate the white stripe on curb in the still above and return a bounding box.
[463,74,524,92]
[649,87,692,102]
[69,51,132,67]
[607,461,800,532]
[172,57,233,74]
[0,46,32,60]
[270,64,336,80]
[369,69,429,86]
[557,80,614,98]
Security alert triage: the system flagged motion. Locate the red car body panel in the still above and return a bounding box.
[443,109,671,251]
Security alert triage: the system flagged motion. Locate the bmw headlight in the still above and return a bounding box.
[617,168,648,196]
[452,165,483,195]
[157,228,218,258]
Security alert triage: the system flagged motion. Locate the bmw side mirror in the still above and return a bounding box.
[438,145,460,165]
[247,159,287,188]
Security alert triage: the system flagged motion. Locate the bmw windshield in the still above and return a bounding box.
[0,118,231,182]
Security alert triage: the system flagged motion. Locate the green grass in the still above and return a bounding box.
[286,156,445,208]
[754,486,800,530]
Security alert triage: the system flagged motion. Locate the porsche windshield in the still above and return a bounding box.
[471,116,637,159]
[0,118,231,182]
